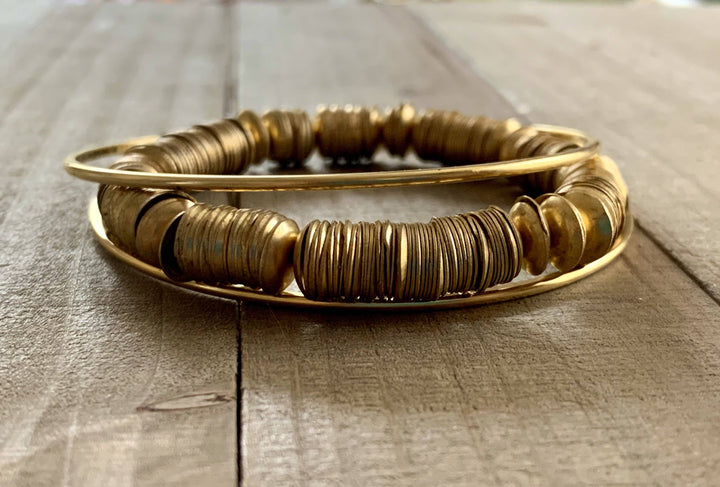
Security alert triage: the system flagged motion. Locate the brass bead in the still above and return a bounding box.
[498,126,539,161]
[124,144,182,173]
[443,113,474,165]
[155,134,203,174]
[135,196,195,267]
[110,154,159,173]
[382,103,416,157]
[98,186,179,255]
[509,196,550,275]
[564,188,615,265]
[538,193,586,272]
[179,126,226,175]
[96,157,158,207]
[315,104,382,161]
[483,118,522,162]
[292,207,522,303]
[262,110,295,162]
[290,110,315,163]
[169,203,298,294]
[257,218,299,295]
[237,110,270,164]
[260,109,314,165]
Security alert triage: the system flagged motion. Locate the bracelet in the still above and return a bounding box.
[65,104,631,310]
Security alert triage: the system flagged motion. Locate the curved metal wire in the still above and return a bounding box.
[66,125,599,192]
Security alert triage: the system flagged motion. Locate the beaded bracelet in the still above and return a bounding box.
[65,104,631,310]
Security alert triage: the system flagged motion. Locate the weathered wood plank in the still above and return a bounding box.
[238,3,720,485]
[242,229,720,486]
[411,2,720,302]
[0,3,237,486]
[0,0,54,50]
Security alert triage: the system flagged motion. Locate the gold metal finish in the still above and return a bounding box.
[89,199,633,310]
[292,207,522,303]
[539,193,587,272]
[510,195,550,276]
[315,104,383,160]
[97,186,180,254]
[382,103,416,156]
[64,125,599,192]
[170,203,299,294]
[237,110,270,164]
[135,196,195,267]
[262,109,314,165]
[564,189,615,265]
[69,104,632,309]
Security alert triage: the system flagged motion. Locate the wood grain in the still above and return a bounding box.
[0,3,237,486]
[238,3,720,486]
[2,1,719,486]
[411,2,720,302]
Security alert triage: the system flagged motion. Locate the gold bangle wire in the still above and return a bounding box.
[65,125,598,192]
[88,199,632,310]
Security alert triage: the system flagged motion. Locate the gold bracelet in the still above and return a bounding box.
[65,104,631,310]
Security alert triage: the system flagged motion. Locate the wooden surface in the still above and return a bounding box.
[0,4,237,486]
[1,1,719,486]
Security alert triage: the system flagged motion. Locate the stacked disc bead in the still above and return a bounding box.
[509,155,628,273]
[97,103,628,302]
[293,207,522,302]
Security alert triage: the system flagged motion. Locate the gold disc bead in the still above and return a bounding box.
[292,110,316,163]
[262,110,295,163]
[167,128,217,174]
[524,135,582,192]
[538,193,587,272]
[98,186,182,255]
[442,113,474,165]
[465,211,490,292]
[187,126,227,174]
[517,132,553,159]
[465,116,494,163]
[563,188,616,265]
[260,109,314,166]
[313,104,334,159]
[425,110,455,162]
[156,134,203,174]
[509,196,550,275]
[135,195,195,267]
[169,204,299,294]
[237,110,271,164]
[483,118,523,162]
[257,214,300,294]
[382,103,416,157]
[555,155,628,205]
[314,105,382,161]
[123,144,182,174]
[491,206,524,281]
[498,126,539,162]
[410,109,435,161]
[109,153,162,174]
[203,118,253,174]
[360,106,384,159]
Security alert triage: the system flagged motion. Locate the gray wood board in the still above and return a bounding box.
[411,2,720,303]
[0,3,237,486]
[238,3,720,486]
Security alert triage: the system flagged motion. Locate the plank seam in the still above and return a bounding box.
[223,1,243,485]
[635,219,720,308]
